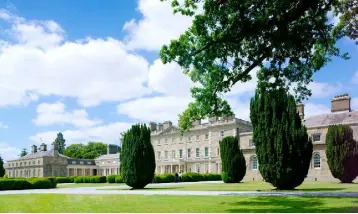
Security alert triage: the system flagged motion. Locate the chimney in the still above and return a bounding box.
[192,119,201,126]
[31,145,37,153]
[157,123,163,131]
[163,121,172,130]
[331,93,351,113]
[296,104,305,120]
[149,122,157,131]
[51,142,58,156]
[40,143,47,152]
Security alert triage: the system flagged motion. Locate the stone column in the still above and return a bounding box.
[208,130,212,173]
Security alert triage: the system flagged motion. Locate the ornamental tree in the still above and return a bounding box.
[326,124,358,183]
[250,82,312,190]
[160,0,356,133]
[55,132,66,154]
[220,136,246,183]
[120,124,156,189]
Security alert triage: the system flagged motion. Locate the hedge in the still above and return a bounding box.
[0,178,57,191]
[151,173,222,183]
[74,176,106,183]
[115,175,123,183]
[107,175,116,183]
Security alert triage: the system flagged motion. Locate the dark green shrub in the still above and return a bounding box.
[55,177,72,183]
[181,172,204,182]
[153,174,175,183]
[74,176,106,183]
[326,124,358,183]
[121,124,156,189]
[47,177,57,187]
[220,136,246,183]
[69,176,77,183]
[107,175,117,183]
[28,178,55,189]
[0,179,32,190]
[250,87,313,190]
[115,175,123,183]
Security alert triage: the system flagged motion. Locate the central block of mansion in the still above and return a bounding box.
[151,94,358,182]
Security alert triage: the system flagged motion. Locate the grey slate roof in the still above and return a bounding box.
[13,150,69,161]
[96,153,120,160]
[304,110,358,128]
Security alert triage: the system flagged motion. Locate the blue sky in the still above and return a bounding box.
[0,0,357,161]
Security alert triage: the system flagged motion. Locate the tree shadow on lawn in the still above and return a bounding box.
[223,196,358,213]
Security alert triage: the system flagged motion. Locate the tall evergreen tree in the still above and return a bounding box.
[19,148,28,157]
[220,136,246,183]
[120,124,155,189]
[55,132,66,154]
[250,86,313,190]
[326,124,358,183]
[0,155,5,177]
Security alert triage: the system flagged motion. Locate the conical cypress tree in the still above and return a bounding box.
[220,136,246,183]
[250,87,313,190]
[120,124,156,189]
[0,155,4,177]
[326,124,358,183]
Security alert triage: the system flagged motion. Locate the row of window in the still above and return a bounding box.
[157,147,217,160]
[71,161,93,165]
[10,160,41,167]
[95,161,117,165]
[155,129,237,146]
[8,169,41,177]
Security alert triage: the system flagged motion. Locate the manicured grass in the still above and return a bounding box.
[0,194,357,213]
[101,181,358,192]
[58,183,124,188]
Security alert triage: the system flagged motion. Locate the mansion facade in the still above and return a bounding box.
[4,143,120,178]
[151,93,358,182]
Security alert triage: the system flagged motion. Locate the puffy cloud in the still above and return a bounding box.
[117,96,192,123]
[29,122,132,146]
[0,122,8,129]
[0,10,150,108]
[0,142,20,162]
[303,103,331,118]
[33,102,102,127]
[352,71,358,85]
[308,82,343,98]
[122,0,193,51]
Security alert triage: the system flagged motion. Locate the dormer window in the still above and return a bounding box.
[312,134,321,142]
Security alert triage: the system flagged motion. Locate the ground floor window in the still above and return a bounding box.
[251,156,258,170]
[314,153,321,168]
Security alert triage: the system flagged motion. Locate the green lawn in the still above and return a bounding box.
[58,183,124,188]
[0,194,357,213]
[100,181,358,192]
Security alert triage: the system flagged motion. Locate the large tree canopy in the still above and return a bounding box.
[160,0,356,132]
[63,142,107,159]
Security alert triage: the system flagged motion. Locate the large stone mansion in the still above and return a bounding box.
[151,94,358,182]
[4,143,120,178]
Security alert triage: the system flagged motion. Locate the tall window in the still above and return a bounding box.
[249,139,255,147]
[187,149,191,158]
[172,150,176,159]
[220,130,224,137]
[251,156,258,170]
[217,147,220,156]
[313,153,321,168]
[165,139,168,144]
[205,134,209,140]
[157,151,161,160]
[204,147,209,157]
[188,136,191,142]
[196,148,200,158]
[196,135,200,141]
[179,149,183,159]
[312,134,321,142]
[158,139,161,145]
[164,151,168,159]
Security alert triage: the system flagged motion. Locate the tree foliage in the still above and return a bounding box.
[19,148,28,157]
[160,0,356,132]
[63,142,107,159]
[250,84,312,190]
[0,155,5,177]
[55,132,66,154]
[120,124,156,189]
[220,136,246,183]
[326,124,358,183]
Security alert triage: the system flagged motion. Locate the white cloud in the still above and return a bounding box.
[122,0,193,51]
[308,81,342,98]
[226,98,251,121]
[29,122,132,146]
[226,68,259,97]
[33,102,102,127]
[0,10,150,108]
[352,71,358,85]
[327,11,341,26]
[0,122,8,129]
[117,96,192,123]
[304,103,331,118]
[148,59,192,97]
[0,142,20,162]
